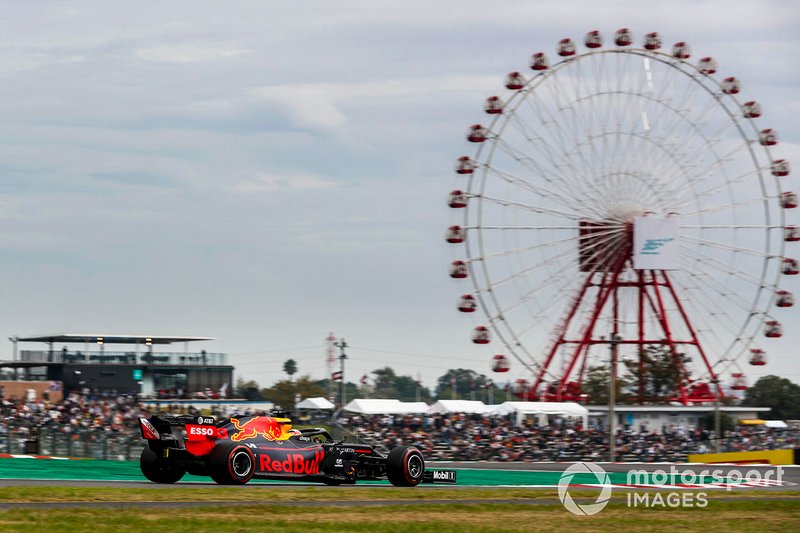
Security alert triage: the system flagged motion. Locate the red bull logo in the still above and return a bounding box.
[230,417,287,442]
[258,451,324,475]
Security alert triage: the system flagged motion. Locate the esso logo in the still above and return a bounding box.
[186,424,215,437]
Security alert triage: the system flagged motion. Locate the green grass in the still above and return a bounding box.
[0,487,798,532]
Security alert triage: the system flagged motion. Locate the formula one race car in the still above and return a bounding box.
[138,413,456,487]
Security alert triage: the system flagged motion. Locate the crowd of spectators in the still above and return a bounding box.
[1,392,797,463]
[0,391,153,460]
[339,413,799,462]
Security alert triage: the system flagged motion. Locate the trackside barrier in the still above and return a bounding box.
[687,448,797,465]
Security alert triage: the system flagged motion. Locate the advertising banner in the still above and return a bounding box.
[633,217,679,270]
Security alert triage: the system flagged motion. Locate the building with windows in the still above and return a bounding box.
[587,405,774,432]
[1,333,232,398]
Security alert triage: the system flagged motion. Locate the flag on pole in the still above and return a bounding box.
[332,371,343,381]
[360,374,368,385]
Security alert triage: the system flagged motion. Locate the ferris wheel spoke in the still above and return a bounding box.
[668,271,759,358]
[645,62,710,139]
[526,82,576,160]
[474,233,576,261]
[672,267,755,330]
[558,58,598,165]
[627,70,736,190]
[488,134,576,197]
[680,245,771,293]
[514,91,601,196]
[610,54,676,172]
[628,98,730,192]
[482,166,582,211]
[670,156,759,207]
[681,235,777,262]
[476,244,574,293]
[541,77,610,186]
[482,143,566,187]
[583,130,687,206]
[477,193,585,220]
[680,196,768,218]
[540,72,587,157]
[486,271,573,323]
[490,135,581,202]
[671,164,758,208]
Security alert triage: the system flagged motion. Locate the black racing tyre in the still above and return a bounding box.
[140,447,186,484]
[386,446,425,487]
[207,443,256,485]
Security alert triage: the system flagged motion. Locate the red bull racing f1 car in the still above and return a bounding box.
[139,413,456,487]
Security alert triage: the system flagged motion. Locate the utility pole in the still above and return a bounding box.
[607,333,621,462]
[713,377,721,453]
[334,338,348,408]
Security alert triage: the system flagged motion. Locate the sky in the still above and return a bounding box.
[0,1,798,393]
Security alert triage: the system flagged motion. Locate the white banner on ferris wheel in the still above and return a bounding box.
[633,217,680,270]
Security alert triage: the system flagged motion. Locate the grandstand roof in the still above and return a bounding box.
[12,334,214,345]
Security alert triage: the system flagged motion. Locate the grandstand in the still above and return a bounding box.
[0,333,232,399]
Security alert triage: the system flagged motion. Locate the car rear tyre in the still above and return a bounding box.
[208,443,255,485]
[386,446,425,487]
[140,447,186,484]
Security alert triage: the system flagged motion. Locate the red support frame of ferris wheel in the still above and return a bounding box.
[528,255,722,405]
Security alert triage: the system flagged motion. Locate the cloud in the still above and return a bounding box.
[245,75,496,133]
[233,172,337,192]
[135,45,252,63]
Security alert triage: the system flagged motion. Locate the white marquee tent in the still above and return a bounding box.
[339,398,588,427]
[295,397,335,410]
[342,398,429,415]
[492,401,589,427]
[427,400,492,414]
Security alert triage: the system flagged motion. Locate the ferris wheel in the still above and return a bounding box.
[446,29,797,404]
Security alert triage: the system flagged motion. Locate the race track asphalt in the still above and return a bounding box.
[0,457,797,488]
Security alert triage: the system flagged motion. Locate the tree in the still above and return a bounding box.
[314,378,358,407]
[700,412,736,433]
[395,375,432,403]
[582,365,632,404]
[623,345,690,403]
[742,375,800,420]
[372,367,399,398]
[283,359,298,381]
[261,375,325,411]
[235,377,262,400]
[435,368,489,400]
[369,367,432,402]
